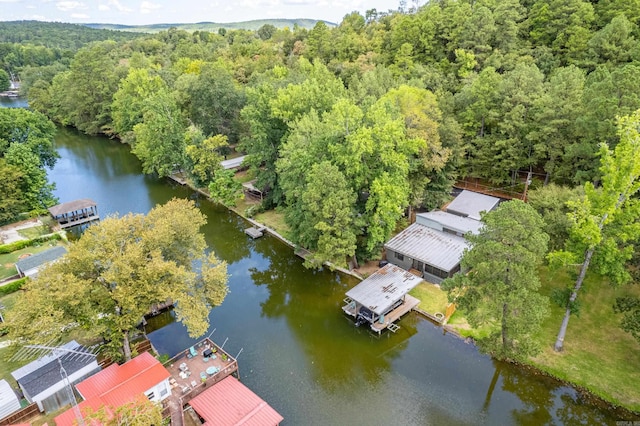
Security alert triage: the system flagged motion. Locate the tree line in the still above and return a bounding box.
[7,1,640,354]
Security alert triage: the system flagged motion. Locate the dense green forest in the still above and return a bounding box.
[2,1,640,400]
[15,1,640,266]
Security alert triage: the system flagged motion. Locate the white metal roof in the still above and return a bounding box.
[384,223,469,272]
[345,264,422,316]
[220,155,246,170]
[446,190,500,220]
[0,379,20,419]
[417,211,483,235]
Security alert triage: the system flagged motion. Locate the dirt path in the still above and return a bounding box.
[0,219,43,245]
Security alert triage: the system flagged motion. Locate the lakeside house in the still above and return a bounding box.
[54,351,171,426]
[14,246,67,278]
[11,341,99,414]
[384,190,501,284]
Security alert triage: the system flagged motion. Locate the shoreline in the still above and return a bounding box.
[168,172,640,418]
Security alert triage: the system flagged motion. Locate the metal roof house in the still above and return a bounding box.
[384,223,470,284]
[11,341,99,414]
[54,351,172,426]
[0,379,21,420]
[343,263,422,333]
[445,190,500,220]
[416,211,482,237]
[14,246,67,278]
[188,376,283,426]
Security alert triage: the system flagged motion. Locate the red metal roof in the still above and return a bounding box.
[189,376,283,426]
[55,352,170,426]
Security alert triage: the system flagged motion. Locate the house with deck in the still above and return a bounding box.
[14,246,67,278]
[384,190,500,284]
[11,341,99,414]
[54,351,171,426]
[48,199,99,229]
[343,263,422,334]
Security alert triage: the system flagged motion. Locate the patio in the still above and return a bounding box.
[161,338,239,426]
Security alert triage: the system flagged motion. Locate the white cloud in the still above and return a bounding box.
[56,1,86,11]
[71,12,89,18]
[108,0,132,12]
[98,4,109,11]
[140,0,161,14]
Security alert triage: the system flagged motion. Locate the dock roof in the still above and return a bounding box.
[48,199,96,217]
[346,264,423,316]
[446,190,500,220]
[15,246,67,275]
[417,211,482,235]
[384,223,469,272]
[189,376,283,426]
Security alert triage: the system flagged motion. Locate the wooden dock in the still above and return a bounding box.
[245,226,265,239]
[370,294,420,334]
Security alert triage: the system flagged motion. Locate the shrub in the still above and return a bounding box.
[0,277,27,296]
[0,233,62,254]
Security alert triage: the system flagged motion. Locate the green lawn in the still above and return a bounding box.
[409,282,449,315]
[17,225,53,240]
[0,241,64,280]
[531,266,640,411]
[254,209,291,240]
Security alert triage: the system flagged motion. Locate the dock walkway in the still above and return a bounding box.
[370,294,420,333]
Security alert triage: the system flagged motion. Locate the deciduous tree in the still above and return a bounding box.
[8,199,228,361]
[550,109,640,351]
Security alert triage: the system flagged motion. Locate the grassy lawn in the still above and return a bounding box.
[254,209,291,240]
[17,225,52,240]
[531,266,640,411]
[409,282,449,315]
[0,241,64,280]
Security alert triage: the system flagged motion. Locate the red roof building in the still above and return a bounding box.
[54,352,171,426]
[189,376,283,426]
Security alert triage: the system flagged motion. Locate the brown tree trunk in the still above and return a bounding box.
[123,329,132,361]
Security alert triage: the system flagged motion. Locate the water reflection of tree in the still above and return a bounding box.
[250,242,418,391]
[485,360,614,425]
[199,201,251,264]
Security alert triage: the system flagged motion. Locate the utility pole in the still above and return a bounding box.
[522,170,533,201]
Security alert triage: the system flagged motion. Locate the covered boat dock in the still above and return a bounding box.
[343,264,422,334]
[48,199,99,229]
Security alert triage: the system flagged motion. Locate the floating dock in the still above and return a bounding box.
[245,226,265,239]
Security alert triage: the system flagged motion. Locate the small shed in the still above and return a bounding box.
[0,379,21,420]
[189,376,283,426]
[14,246,67,278]
[343,264,422,333]
[242,180,264,201]
[48,199,99,229]
[446,190,500,220]
[11,341,100,413]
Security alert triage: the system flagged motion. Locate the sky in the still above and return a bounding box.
[0,0,400,26]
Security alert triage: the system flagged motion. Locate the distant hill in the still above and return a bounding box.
[84,19,335,33]
[0,21,141,48]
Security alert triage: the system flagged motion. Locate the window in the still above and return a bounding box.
[146,391,155,400]
[159,383,168,397]
[424,264,449,279]
[395,252,404,261]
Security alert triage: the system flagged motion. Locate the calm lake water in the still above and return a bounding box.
[39,125,632,425]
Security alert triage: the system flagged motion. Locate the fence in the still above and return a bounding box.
[0,403,39,426]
